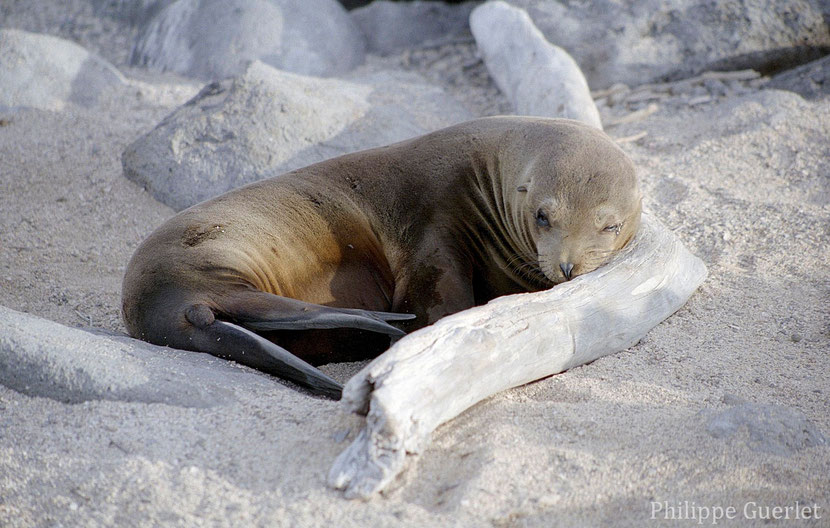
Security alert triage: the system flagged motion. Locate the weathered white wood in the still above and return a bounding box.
[469,1,603,129]
[328,213,707,499]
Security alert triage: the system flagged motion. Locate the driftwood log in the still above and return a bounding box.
[469,1,603,129]
[328,213,707,499]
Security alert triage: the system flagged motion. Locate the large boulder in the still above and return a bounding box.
[0,29,125,111]
[351,0,476,55]
[122,60,473,210]
[91,0,174,26]
[505,0,830,89]
[768,54,830,100]
[130,0,366,80]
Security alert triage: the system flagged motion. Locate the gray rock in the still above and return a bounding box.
[0,29,125,111]
[91,0,174,26]
[705,403,827,456]
[768,54,830,100]
[130,0,366,80]
[122,60,472,210]
[351,0,475,55]
[470,1,602,129]
[0,304,261,407]
[505,0,830,89]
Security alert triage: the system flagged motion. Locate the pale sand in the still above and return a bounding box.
[1,4,828,527]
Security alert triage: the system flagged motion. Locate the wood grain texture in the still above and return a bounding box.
[329,213,707,498]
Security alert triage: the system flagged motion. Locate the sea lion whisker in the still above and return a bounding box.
[505,253,549,285]
[582,247,623,265]
[505,255,541,281]
[504,252,532,269]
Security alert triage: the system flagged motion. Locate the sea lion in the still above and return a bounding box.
[122,116,642,399]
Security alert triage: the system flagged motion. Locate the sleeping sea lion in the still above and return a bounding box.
[122,117,642,399]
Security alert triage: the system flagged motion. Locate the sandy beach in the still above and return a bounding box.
[1,1,828,526]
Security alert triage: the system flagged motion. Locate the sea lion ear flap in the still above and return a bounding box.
[516,185,528,193]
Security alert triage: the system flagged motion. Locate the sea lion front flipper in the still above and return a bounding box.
[186,309,343,399]
[224,290,416,336]
[242,308,415,336]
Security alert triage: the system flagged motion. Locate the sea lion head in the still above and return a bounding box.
[516,121,642,284]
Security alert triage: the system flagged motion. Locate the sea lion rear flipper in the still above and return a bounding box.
[187,315,343,399]
[225,290,415,336]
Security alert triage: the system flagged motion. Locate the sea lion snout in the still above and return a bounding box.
[533,195,642,284]
[535,233,585,284]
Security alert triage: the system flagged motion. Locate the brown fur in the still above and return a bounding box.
[122,117,640,366]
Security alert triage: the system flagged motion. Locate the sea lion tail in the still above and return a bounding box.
[184,303,343,400]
